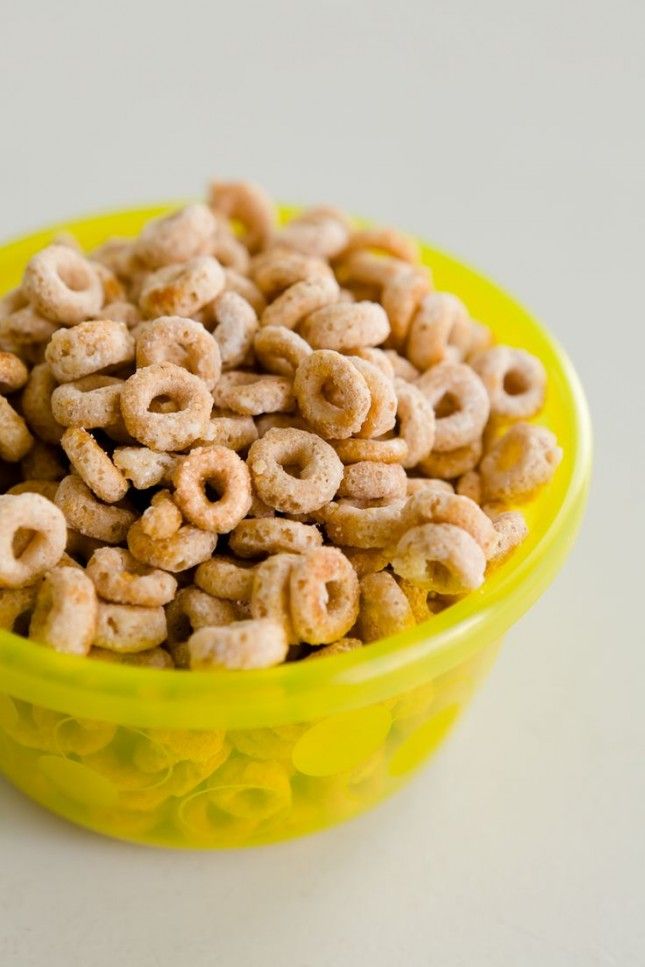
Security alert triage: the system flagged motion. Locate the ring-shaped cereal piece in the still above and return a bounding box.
[134,204,217,269]
[208,291,258,370]
[94,602,167,653]
[173,445,253,533]
[247,428,343,514]
[135,315,222,390]
[394,378,435,468]
[94,300,141,327]
[340,546,391,578]
[0,352,28,394]
[293,350,370,440]
[406,292,472,369]
[223,269,267,316]
[275,206,351,260]
[305,637,363,659]
[338,227,420,265]
[289,546,359,645]
[0,396,34,461]
[195,557,255,602]
[120,362,213,451]
[261,275,340,331]
[332,437,409,465]
[210,214,251,274]
[406,478,454,497]
[416,362,490,452]
[139,490,182,540]
[22,245,103,325]
[254,326,312,377]
[128,518,218,572]
[139,256,225,318]
[352,347,395,381]
[250,552,300,644]
[90,646,174,669]
[55,474,136,544]
[92,261,126,304]
[384,350,420,382]
[337,461,407,502]
[251,250,333,300]
[61,428,129,503]
[349,356,398,439]
[456,470,482,504]
[391,522,486,594]
[194,411,257,451]
[208,180,277,254]
[470,346,547,420]
[318,498,406,549]
[228,518,322,558]
[0,586,39,633]
[357,571,416,642]
[0,306,57,357]
[401,490,496,557]
[20,441,65,482]
[300,300,390,352]
[0,493,67,588]
[87,547,177,607]
[7,480,60,501]
[20,365,62,444]
[29,567,97,655]
[189,618,288,670]
[166,587,237,653]
[382,265,432,349]
[45,320,135,383]
[112,446,176,489]
[50,375,124,431]
[212,371,294,417]
[484,508,528,564]
[417,437,483,480]
[479,422,562,501]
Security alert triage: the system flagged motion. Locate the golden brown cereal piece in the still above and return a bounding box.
[0,352,28,394]
[467,320,494,357]
[0,396,34,461]
[0,586,39,632]
[485,509,528,564]
[29,566,97,656]
[293,349,370,439]
[391,522,486,594]
[87,547,177,607]
[21,441,66,482]
[406,477,455,496]
[318,498,406,549]
[251,249,334,299]
[89,237,139,280]
[254,326,312,377]
[406,292,471,369]
[299,301,390,350]
[305,637,362,659]
[417,437,483,480]
[276,206,351,260]
[120,362,213,451]
[339,227,420,265]
[397,578,433,623]
[0,493,66,588]
[92,261,126,304]
[341,546,391,577]
[112,446,176,489]
[223,269,267,316]
[7,480,60,501]
[139,256,225,318]
[45,319,134,383]
[337,461,407,502]
[173,445,252,533]
[55,474,136,544]
[50,375,123,431]
[357,571,416,642]
[0,306,57,360]
[229,518,322,558]
[134,204,217,269]
[470,346,547,420]
[22,244,103,325]
[89,646,174,669]
[250,553,300,644]
[416,362,490,452]
[135,316,222,390]
[166,587,237,651]
[140,490,183,540]
[212,371,294,417]
[210,212,251,273]
[21,364,64,443]
[94,602,167,653]
[208,180,276,253]
[456,470,482,504]
[65,529,103,565]
[195,411,258,450]
[94,300,141,327]
[255,413,308,437]
[401,490,496,557]
[128,517,217,572]
[333,437,409,465]
[189,618,288,670]
[247,427,343,514]
[480,422,562,501]
[0,286,28,317]
[383,349,420,382]
[352,346,396,381]
[261,275,340,331]
[208,291,258,370]
[347,355,398,438]
[394,378,436,468]
[61,428,129,503]
[289,546,359,644]
[382,265,432,348]
[195,557,255,602]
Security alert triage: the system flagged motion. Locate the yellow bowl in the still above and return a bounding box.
[0,205,591,847]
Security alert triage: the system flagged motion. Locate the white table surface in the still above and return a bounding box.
[1,2,643,965]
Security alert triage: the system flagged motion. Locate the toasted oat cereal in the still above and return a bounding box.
[29,565,97,655]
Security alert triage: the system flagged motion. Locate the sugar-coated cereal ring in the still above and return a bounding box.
[139,490,183,540]
[134,204,216,269]
[417,437,483,480]
[212,371,294,417]
[223,269,267,316]
[0,286,28,317]
[94,602,167,653]
[383,349,419,382]
[339,227,420,265]
[195,411,258,450]
[166,587,237,653]
[261,275,339,331]
[29,566,97,655]
[300,301,389,351]
[485,508,528,564]
[470,346,547,420]
[338,461,407,502]
[480,422,562,501]
[382,265,432,348]
[208,291,258,370]
[247,494,275,518]
[208,180,276,253]
[0,493,66,588]
[250,553,300,644]
[406,292,471,369]
[189,618,288,669]
[416,362,490,452]
[61,428,129,503]
[91,261,126,304]
[229,518,322,558]
[275,206,351,260]
[45,320,134,383]
[21,364,64,443]
[332,437,409,465]
[50,375,123,431]
[0,306,57,359]
[289,546,359,644]
[210,213,251,273]
[406,477,455,496]
[112,446,176,489]
[139,256,225,318]
[357,571,415,642]
[0,352,28,394]
[128,517,217,572]
[22,245,103,325]
[7,480,60,501]
[173,445,252,533]
[349,355,398,439]
[89,237,140,280]
[65,529,103,565]
[394,378,435,468]
[94,300,141,327]
[352,347,395,381]
[248,427,343,514]
[120,362,213,451]
[305,637,362,659]
[391,522,486,593]
[456,470,482,504]
[20,442,66,482]
[401,490,496,557]
[0,396,34,461]
[90,646,174,668]
[294,350,370,439]
[251,250,333,300]
[340,546,391,577]
[396,578,434,623]
[317,498,406,549]
[136,316,222,390]
[87,547,177,607]
[255,413,308,436]
[55,474,136,544]
[195,557,255,602]
[0,586,39,632]
[254,326,312,377]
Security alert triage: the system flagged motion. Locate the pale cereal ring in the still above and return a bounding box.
[305,637,362,659]
[45,320,134,383]
[417,437,483,480]
[112,446,176,489]
[140,490,183,540]
[0,396,34,461]
[92,261,126,304]
[173,445,252,533]
[479,423,562,501]
[247,427,343,514]
[195,557,255,602]
[470,346,547,420]
[289,546,359,644]
[0,586,39,633]
[195,410,258,450]
[128,518,217,572]
[166,587,237,651]
[382,265,432,348]
[0,352,28,394]
[456,470,482,504]
[416,362,490,451]
[87,547,177,607]
[134,204,217,269]
[383,349,420,382]
[139,256,225,318]
[466,320,494,357]
[55,474,136,544]
[293,350,370,440]
[90,647,174,669]
[208,180,276,253]
[0,493,66,588]
[94,602,167,653]
[120,362,213,451]
[61,428,129,503]
[250,553,300,644]
[229,518,322,558]
[94,300,141,327]
[275,206,351,259]
[7,480,60,501]
[189,618,288,670]
[340,546,391,577]
[210,213,251,273]
[352,347,395,381]
[338,461,407,502]
[208,291,258,370]
[332,437,409,465]
[0,286,28,317]
[406,292,471,369]
[261,275,340,331]
[0,306,57,356]
[391,522,486,593]
[254,326,312,377]
[20,442,66,482]
[89,237,139,280]
[212,371,294,417]
[406,477,455,496]
[247,494,275,519]
[401,490,496,557]
[29,566,97,655]
[255,413,308,436]
[394,378,435,468]
[22,245,103,325]
[339,227,420,265]
[65,530,103,565]
[333,251,405,303]
[485,509,528,564]
[51,375,123,431]
[251,250,333,300]
[21,366,64,444]
[357,571,415,642]
[318,498,406,549]
[397,578,433,623]
[223,269,267,316]
[135,315,222,391]
[346,355,397,439]
[300,300,390,352]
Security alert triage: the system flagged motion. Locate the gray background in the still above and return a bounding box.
[1,1,643,965]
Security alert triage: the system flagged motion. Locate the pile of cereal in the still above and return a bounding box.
[0,181,562,670]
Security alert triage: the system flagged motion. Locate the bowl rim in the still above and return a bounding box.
[0,203,592,727]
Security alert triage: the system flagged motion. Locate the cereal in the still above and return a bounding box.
[333,437,409,465]
[139,256,225,318]
[248,428,343,514]
[274,206,350,259]
[0,396,34,461]
[254,326,312,377]
[45,319,134,383]
[229,518,322,558]
[173,445,253,533]
[251,250,333,300]
[382,265,432,348]
[0,586,39,633]
[394,378,435,467]
[195,411,258,450]
[29,566,97,655]
[90,647,174,669]
[391,522,486,594]
[128,517,217,572]
[210,213,251,273]
[55,474,136,544]
[479,422,562,501]
[140,490,182,540]
[135,315,222,390]
[22,245,103,325]
[61,428,129,503]
[94,300,141,327]
[299,301,390,350]
[485,509,528,564]
[19,442,64,482]
[294,350,370,439]
[401,490,497,557]
[289,546,359,644]
[21,364,65,443]
[212,371,294,417]
[456,470,482,504]
[189,618,288,669]
[7,480,60,501]
[341,546,391,577]
[417,437,483,480]
[50,375,123,431]
[348,355,397,438]
[134,204,216,269]
[112,446,176,489]
[223,268,266,316]
[339,227,420,265]
[357,572,415,642]
[383,349,419,382]
[261,275,339,331]
[318,499,406,549]
[195,557,255,602]
[166,587,237,655]
[0,493,66,588]
[416,362,490,451]
[250,553,300,643]
[406,292,471,369]
[208,291,258,370]
[305,637,362,659]
[120,362,212,450]
[470,346,547,420]
[208,180,276,253]
[338,461,407,502]
[87,547,177,607]
[94,602,167,653]
[0,352,29,394]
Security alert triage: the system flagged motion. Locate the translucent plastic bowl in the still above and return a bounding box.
[0,205,591,848]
